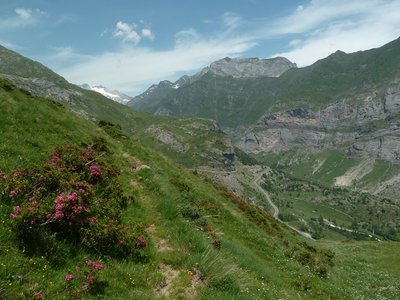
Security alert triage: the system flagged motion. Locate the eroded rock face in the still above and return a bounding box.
[239,81,400,163]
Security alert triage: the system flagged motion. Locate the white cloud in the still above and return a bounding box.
[113,21,141,44]
[222,12,242,30]
[112,21,156,44]
[57,34,256,95]
[271,0,400,66]
[141,28,155,40]
[175,28,200,45]
[0,7,46,28]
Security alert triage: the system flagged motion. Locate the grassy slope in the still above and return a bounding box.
[1,79,399,299]
[0,45,232,170]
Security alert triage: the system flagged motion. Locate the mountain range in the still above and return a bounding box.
[128,37,400,199]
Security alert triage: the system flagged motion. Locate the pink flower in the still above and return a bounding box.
[87,260,104,271]
[50,155,62,164]
[13,205,22,213]
[86,275,94,285]
[74,205,83,214]
[54,210,64,219]
[89,165,102,178]
[9,213,17,220]
[9,190,17,198]
[67,192,78,204]
[65,274,74,282]
[34,290,43,299]
[89,217,97,224]
[136,235,148,249]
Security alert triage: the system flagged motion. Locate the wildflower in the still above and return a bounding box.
[89,165,102,178]
[86,275,94,285]
[50,155,62,164]
[89,217,97,224]
[94,261,104,270]
[87,260,104,271]
[54,210,64,219]
[136,235,148,249]
[65,274,74,282]
[13,205,22,214]
[34,290,43,299]
[67,192,78,204]
[9,190,17,198]
[9,213,17,220]
[74,205,83,214]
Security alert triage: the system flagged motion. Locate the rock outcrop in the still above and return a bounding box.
[199,56,297,78]
[239,81,400,163]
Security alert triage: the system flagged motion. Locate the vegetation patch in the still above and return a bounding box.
[0,142,148,261]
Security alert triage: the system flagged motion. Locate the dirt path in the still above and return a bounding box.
[253,173,315,240]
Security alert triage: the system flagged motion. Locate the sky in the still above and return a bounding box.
[1,0,400,96]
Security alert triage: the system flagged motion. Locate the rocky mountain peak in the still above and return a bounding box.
[80,84,132,104]
[200,56,297,78]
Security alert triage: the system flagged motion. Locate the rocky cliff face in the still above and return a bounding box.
[199,57,297,78]
[239,79,400,163]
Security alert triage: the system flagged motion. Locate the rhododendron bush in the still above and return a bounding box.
[0,143,147,258]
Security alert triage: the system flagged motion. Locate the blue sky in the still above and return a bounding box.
[1,0,400,95]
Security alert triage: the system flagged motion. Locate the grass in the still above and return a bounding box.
[1,79,400,299]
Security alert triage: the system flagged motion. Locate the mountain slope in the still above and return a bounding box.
[1,79,399,299]
[129,56,297,124]
[127,38,400,198]
[129,37,400,128]
[0,44,233,171]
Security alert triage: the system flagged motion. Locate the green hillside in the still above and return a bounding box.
[0,45,233,171]
[1,79,399,299]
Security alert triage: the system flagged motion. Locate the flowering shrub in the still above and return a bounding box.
[65,259,105,298]
[0,143,147,258]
